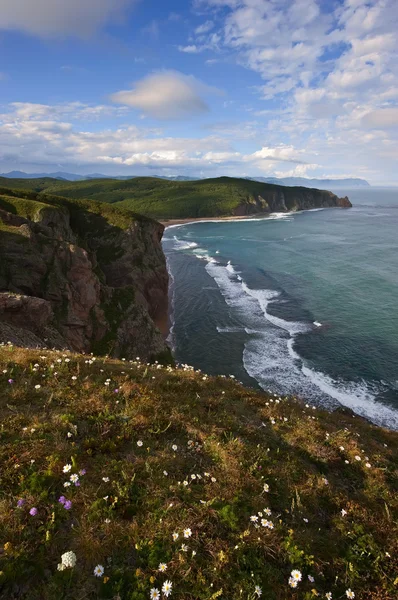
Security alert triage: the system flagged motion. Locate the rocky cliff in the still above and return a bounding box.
[0,188,170,361]
[232,185,352,216]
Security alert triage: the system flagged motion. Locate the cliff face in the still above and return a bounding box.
[233,186,352,216]
[0,189,170,361]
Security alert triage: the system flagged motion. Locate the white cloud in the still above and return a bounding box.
[178,45,201,54]
[195,20,214,35]
[361,108,398,128]
[0,0,137,37]
[111,71,222,119]
[0,101,316,177]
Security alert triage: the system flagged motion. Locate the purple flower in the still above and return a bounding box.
[29,507,38,516]
[17,498,25,508]
[79,469,86,476]
[114,388,119,393]
[58,496,66,505]
[74,481,80,487]
[64,500,72,510]
[8,379,14,384]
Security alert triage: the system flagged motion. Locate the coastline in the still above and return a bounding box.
[160,213,272,228]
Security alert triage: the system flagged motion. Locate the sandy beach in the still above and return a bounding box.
[160,213,269,228]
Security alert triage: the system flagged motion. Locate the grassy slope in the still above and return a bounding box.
[0,176,337,219]
[0,186,155,231]
[1,345,397,600]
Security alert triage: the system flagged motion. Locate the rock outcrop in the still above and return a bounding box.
[0,189,170,361]
[232,186,351,216]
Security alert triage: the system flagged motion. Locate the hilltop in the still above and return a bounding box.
[0,176,352,220]
[0,172,370,188]
[0,344,397,599]
[0,187,170,360]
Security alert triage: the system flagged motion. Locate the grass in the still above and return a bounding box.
[0,187,154,231]
[0,176,347,220]
[0,344,397,599]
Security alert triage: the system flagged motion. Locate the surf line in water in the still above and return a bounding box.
[200,256,398,430]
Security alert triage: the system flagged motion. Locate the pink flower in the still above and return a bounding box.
[29,507,38,516]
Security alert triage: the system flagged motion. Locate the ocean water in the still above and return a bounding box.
[162,188,398,429]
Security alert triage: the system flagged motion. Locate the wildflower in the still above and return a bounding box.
[63,482,71,487]
[70,473,79,483]
[250,515,258,522]
[61,550,77,568]
[264,508,271,516]
[17,498,25,508]
[64,500,72,510]
[326,593,332,599]
[183,528,192,538]
[255,585,262,597]
[79,469,86,476]
[308,575,315,583]
[162,580,173,597]
[34,384,41,390]
[180,544,188,552]
[150,589,160,600]
[263,483,269,492]
[58,496,66,505]
[172,532,179,541]
[163,470,168,476]
[29,507,38,516]
[211,477,217,483]
[94,564,104,577]
[102,477,110,483]
[8,378,14,384]
[191,474,196,480]
[67,432,73,438]
[354,455,361,461]
[172,444,178,451]
[158,562,167,572]
[291,570,302,582]
[341,509,347,516]
[365,462,371,468]
[63,464,72,473]
[346,590,355,599]
[137,440,143,447]
[288,578,298,588]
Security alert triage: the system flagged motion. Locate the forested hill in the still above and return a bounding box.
[0,176,352,220]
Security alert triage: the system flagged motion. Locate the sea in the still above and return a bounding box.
[162,188,398,430]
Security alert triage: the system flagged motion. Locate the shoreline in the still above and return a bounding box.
[160,213,274,228]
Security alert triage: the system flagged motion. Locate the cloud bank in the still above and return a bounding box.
[0,0,136,37]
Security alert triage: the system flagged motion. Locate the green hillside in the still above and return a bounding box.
[0,186,153,231]
[0,176,350,220]
[1,345,397,599]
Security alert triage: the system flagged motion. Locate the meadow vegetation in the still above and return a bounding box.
[0,344,397,599]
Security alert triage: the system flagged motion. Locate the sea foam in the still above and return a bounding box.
[203,256,398,430]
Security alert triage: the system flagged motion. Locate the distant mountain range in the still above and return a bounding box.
[0,171,197,182]
[0,170,370,188]
[246,176,371,188]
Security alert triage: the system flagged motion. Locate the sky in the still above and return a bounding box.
[0,0,397,184]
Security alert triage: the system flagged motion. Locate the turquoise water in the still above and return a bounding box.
[162,189,398,429]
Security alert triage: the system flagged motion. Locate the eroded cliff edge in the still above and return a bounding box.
[0,188,170,361]
[232,185,352,216]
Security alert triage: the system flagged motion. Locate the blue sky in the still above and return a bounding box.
[1,0,397,183]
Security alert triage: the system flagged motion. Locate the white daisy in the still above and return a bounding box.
[162,580,173,597]
[93,564,104,577]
